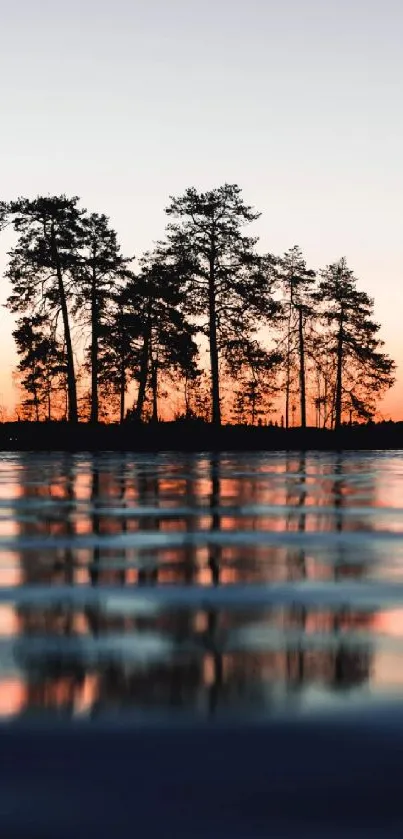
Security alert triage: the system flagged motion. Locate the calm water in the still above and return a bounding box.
[0,449,403,720]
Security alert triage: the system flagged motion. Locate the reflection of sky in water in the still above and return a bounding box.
[0,451,402,719]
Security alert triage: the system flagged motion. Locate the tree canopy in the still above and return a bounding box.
[0,189,396,427]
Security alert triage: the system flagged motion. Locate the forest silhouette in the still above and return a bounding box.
[0,185,397,448]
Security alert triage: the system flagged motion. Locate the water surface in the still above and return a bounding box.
[0,450,403,720]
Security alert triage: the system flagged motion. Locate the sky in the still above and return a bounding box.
[0,0,402,418]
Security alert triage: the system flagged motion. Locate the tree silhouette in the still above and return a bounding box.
[97,289,140,423]
[310,331,337,428]
[277,246,316,429]
[73,213,132,423]
[180,371,211,422]
[314,258,395,427]
[13,315,67,420]
[7,196,85,422]
[127,252,199,422]
[165,184,270,425]
[2,189,397,429]
[227,338,282,425]
[0,202,8,230]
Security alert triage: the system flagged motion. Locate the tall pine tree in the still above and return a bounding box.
[128,253,199,422]
[277,246,316,428]
[165,184,271,425]
[73,213,132,422]
[314,258,395,427]
[7,196,84,422]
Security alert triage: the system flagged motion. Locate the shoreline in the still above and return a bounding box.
[0,420,402,452]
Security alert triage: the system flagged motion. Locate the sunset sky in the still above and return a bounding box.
[0,0,402,418]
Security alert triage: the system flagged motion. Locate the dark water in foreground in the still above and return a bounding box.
[1,449,403,720]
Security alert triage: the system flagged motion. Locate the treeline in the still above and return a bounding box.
[0,186,395,427]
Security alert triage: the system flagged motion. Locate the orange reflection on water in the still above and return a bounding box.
[0,604,18,635]
[0,451,400,718]
[0,679,25,717]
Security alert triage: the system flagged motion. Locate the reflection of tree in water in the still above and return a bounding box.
[91,453,376,715]
[91,456,220,715]
[281,453,375,692]
[88,465,100,587]
[7,453,380,718]
[285,454,307,687]
[280,453,374,693]
[205,455,223,713]
[206,453,375,706]
[183,457,199,584]
[15,455,87,715]
[117,457,128,584]
[137,470,159,586]
[85,463,102,638]
[329,454,373,690]
[16,456,155,715]
[208,456,221,587]
[86,457,138,636]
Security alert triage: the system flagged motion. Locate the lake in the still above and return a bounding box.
[1,449,403,720]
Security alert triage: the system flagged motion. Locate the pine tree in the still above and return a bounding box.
[314,258,395,428]
[97,289,141,423]
[13,315,67,420]
[129,253,199,422]
[277,246,316,428]
[73,213,132,423]
[165,184,271,425]
[7,196,85,422]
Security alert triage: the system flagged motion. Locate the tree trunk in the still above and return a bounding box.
[50,225,78,423]
[118,305,126,424]
[47,375,51,421]
[151,357,158,423]
[285,368,290,429]
[119,360,126,424]
[184,374,190,418]
[90,258,99,423]
[33,377,40,422]
[334,313,344,430]
[135,309,151,421]
[208,248,221,426]
[298,306,307,428]
[322,374,330,429]
[149,328,158,423]
[285,296,293,430]
[251,380,257,426]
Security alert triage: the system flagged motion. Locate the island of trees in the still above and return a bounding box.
[0,185,396,446]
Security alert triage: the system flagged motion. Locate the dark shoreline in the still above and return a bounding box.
[1,420,402,452]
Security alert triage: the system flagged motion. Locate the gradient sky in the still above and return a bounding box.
[0,0,402,417]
